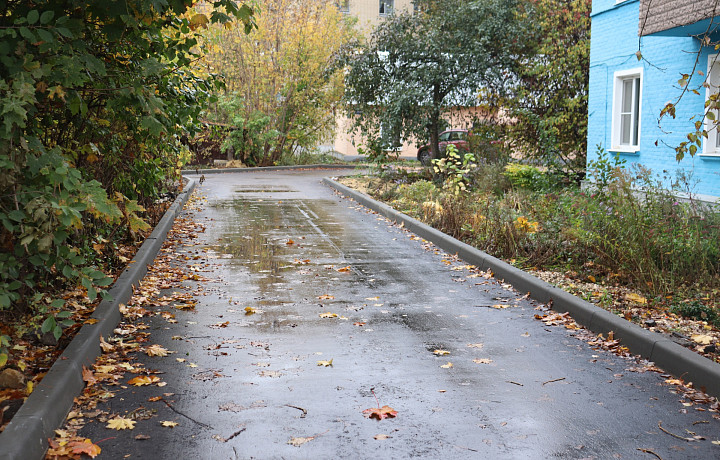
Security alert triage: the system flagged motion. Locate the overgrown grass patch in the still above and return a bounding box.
[357,161,720,322]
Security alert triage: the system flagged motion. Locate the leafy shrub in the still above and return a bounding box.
[671,301,720,326]
[0,1,255,358]
[431,145,477,195]
[502,163,544,191]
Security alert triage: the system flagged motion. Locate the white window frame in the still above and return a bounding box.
[703,54,720,156]
[379,0,393,16]
[611,68,643,153]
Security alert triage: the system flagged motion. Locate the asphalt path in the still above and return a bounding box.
[77,169,720,459]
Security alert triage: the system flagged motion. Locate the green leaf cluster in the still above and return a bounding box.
[0,0,255,354]
[503,0,591,173]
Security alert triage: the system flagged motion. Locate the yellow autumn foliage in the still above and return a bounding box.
[199,0,358,164]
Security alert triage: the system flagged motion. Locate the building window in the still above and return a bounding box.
[337,0,349,13]
[612,68,642,152]
[704,54,720,155]
[379,0,393,16]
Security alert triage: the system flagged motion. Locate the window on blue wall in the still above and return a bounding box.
[612,69,643,152]
[704,55,720,155]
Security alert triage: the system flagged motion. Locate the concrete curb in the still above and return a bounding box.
[323,178,720,398]
[0,179,197,460]
[182,164,361,175]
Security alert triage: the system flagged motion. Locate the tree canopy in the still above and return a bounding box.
[341,0,526,161]
[201,0,357,166]
[503,0,591,173]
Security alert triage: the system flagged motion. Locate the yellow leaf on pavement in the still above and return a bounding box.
[319,312,338,318]
[128,376,160,386]
[161,421,179,428]
[106,417,136,430]
[146,344,169,357]
[317,359,333,367]
[440,362,453,369]
[433,350,450,356]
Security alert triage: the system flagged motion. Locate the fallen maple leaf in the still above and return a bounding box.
[363,405,398,420]
[353,322,366,326]
[433,349,450,356]
[374,434,390,440]
[146,344,169,357]
[286,239,295,245]
[317,359,333,367]
[245,306,257,315]
[106,417,136,430]
[336,266,351,273]
[691,334,714,345]
[625,293,647,304]
[473,358,493,364]
[318,294,334,300]
[128,375,161,386]
[440,362,453,368]
[319,312,338,318]
[491,304,510,309]
[68,439,101,458]
[161,421,178,428]
[82,365,97,386]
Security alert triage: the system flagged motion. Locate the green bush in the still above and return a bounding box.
[671,300,720,326]
[502,163,545,191]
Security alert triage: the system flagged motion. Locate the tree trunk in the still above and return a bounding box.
[429,107,441,161]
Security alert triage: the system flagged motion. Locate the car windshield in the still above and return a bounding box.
[438,132,451,142]
[448,131,466,141]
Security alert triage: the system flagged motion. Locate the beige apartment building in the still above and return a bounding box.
[337,0,416,32]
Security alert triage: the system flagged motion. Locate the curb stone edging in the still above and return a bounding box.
[182,164,361,175]
[323,177,720,399]
[0,179,197,460]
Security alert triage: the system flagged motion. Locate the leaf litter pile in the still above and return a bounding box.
[45,196,212,458]
[0,197,178,436]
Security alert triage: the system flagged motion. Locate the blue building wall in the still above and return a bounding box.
[587,0,720,198]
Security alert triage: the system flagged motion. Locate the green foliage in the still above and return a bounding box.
[371,162,720,298]
[504,0,591,172]
[219,97,281,166]
[0,0,255,354]
[342,0,524,161]
[0,334,9,368]
[502,163,544,191]
[670,300,720,327]
[587,144,627,191]
[432,145,476,195]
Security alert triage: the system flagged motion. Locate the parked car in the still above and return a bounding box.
[417,129,470,166]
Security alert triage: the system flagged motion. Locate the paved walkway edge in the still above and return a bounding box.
[0,179,198,460]
[182,164,361,175]
[323,178,720,398]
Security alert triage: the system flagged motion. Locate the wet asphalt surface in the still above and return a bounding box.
[78,169,720,459]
